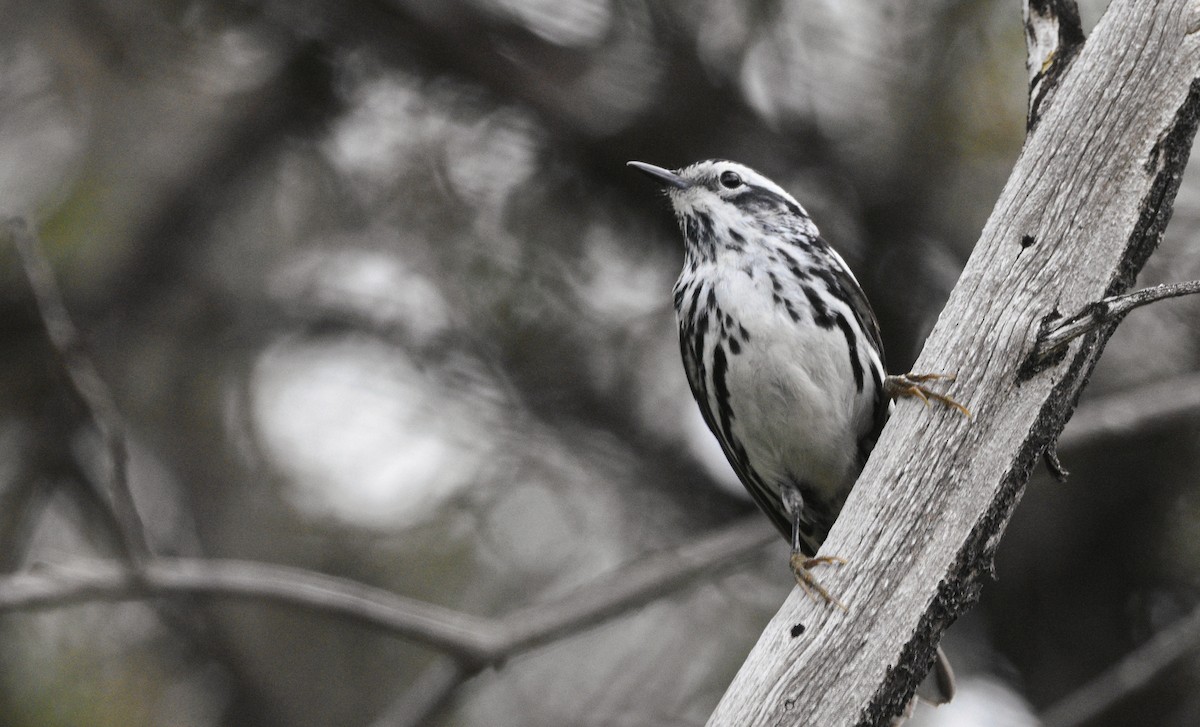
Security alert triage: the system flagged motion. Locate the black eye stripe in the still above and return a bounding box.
[731,183,805,217]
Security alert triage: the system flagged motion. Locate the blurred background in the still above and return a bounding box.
[2,0,1200,725]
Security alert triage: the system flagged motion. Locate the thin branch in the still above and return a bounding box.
[369,515,773,724]
[1028,280,1200,372]
[0,558,503,663]
[0,515,774,666]
[6,217,149,563]
[1041,442,1070,481]
[497,515,775,654]
[1040,603,1200,727]
[367,516,774,725]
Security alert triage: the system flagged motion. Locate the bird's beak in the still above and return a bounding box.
[627,161,690,190]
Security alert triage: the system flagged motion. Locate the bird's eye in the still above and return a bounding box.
[719,171,743,189]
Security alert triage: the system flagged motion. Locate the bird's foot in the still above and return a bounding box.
[884,372,971,418]
[789,552,848,611]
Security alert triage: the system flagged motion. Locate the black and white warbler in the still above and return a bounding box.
[632,159,969,589]
[630,159,964,703]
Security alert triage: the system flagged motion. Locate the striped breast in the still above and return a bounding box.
[673,241,889,554]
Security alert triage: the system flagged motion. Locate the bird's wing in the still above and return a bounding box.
[819,241,886,369]
[678,328,792,541]
[817,240,892,466]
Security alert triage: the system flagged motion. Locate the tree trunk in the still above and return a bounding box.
[707,1,1200,725]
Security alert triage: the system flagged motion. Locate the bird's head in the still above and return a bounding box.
[627,159,818,258]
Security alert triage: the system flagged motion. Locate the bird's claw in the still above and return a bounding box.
[885,372,971,419]
[789,552,848,611]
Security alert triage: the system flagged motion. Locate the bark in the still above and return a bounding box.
[706,2,1200,725]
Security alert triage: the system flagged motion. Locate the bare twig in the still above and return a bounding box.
[1028,281,1200,372]
[369,514,775,724]
[0,515,774,665]
[0,515,775,727]
[1042,443,1070,482]
[498,515,775,654]
[6,217,149,563]
[0,558,503,662]
[1040,603,1200,727]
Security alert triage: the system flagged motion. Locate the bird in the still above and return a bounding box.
[629,158,965,703]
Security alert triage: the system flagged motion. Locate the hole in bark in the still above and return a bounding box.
[790,622,806,638]
[1020,234,1036,248]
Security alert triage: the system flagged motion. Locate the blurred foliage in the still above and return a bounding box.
[2,1,1200,726]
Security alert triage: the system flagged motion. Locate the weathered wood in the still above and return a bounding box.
[707,2,1200,725]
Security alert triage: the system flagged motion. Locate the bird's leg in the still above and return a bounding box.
[884,372,971,418]
[782,485,847,611]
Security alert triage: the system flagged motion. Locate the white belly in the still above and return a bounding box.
[714,271,872,502]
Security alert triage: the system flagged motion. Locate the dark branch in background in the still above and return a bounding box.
[1023,0,1085,130]
[0,518,778,727]
[495,517,775,655]
[0,518,774,668]
[1040,603,1200,727]
[8,217,291,726]
[1023,280,1200,377]
[0,466,772,727]
[7,218,148,564]
[0,559,496,660]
